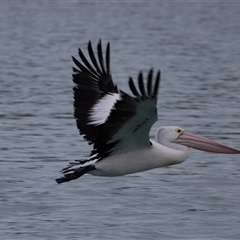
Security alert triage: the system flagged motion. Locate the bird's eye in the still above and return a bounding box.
[175,128,183,134]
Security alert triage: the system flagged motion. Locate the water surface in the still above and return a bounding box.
[1,2,240,239]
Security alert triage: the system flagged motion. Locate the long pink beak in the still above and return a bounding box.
[176,131,240,154]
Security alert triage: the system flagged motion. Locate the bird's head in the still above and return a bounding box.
[156,126,240,154]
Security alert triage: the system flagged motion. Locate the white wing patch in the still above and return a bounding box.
[89,93,121,125]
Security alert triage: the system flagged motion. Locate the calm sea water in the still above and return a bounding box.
[1,2,240,239]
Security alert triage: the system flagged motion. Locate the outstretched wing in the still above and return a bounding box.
[72,40,161,158]
[72,40,118,145]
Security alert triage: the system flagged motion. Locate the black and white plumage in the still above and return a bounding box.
[56,40,240,184]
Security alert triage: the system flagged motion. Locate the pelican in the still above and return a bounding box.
[56,40,240,184]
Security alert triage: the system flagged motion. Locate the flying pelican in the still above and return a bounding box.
[56,40,240,184]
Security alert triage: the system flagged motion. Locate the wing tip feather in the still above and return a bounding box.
[129,68,161,100]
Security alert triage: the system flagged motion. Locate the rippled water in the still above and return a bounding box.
[1,2,240,239]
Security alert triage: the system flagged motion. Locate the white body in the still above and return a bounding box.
[90,140,190,176]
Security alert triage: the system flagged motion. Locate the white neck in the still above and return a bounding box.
[151,140,190,166]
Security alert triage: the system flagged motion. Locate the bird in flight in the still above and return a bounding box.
[56,40,240,184]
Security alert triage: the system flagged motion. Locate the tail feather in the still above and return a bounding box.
[56,165,95,184]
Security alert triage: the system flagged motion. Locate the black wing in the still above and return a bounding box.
[72,40,161,158]
[72,40,118,145]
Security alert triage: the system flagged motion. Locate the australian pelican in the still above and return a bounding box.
[56,40,240,184]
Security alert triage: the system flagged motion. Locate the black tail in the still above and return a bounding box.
[55,165,95,184]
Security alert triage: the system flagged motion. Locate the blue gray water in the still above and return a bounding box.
[1,2,240,239]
